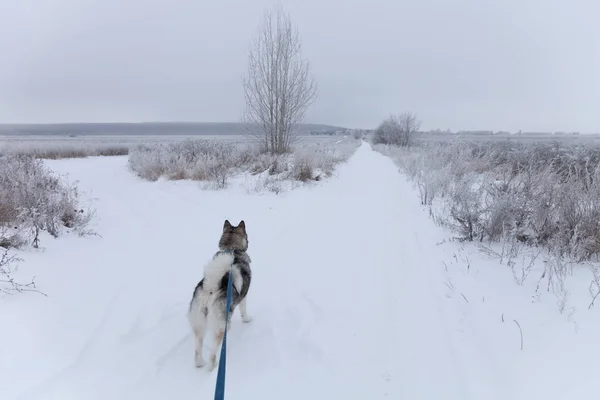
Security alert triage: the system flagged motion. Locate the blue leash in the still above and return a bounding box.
[214,258,234,400]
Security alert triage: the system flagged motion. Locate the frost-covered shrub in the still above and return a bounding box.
[128,139,248,187]
[352,130,363,140]
[377,140,600,260]
[448,175,485,241]
[253,137,360,183]
[372,113,420,147]
[0,155,91,248]
[128,137,361,188]
[289,156,315,182]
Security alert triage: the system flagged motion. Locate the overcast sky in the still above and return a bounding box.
[1,0,599,132]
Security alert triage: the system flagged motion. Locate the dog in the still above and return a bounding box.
[188,219,252,370]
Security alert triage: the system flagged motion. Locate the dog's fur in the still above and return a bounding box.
[188,219,252,370]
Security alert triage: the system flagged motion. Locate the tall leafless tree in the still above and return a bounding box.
[372,112,421,147]
[242,5,318,155]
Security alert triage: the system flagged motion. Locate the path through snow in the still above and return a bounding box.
[5,143,488,399]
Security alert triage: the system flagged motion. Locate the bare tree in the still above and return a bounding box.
[243,5,318,155]
[372,112,420,147]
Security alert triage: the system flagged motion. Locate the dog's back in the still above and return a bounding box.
[188,251,235,314]
[220,251,251,302]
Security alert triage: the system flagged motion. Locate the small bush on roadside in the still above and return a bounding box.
[0,155,92,249]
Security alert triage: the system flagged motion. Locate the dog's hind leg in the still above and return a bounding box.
[189,306,207,368]
[206,299,229,371]
[239,298,252,323]
[208,329,224,371]
[193,325,206,367]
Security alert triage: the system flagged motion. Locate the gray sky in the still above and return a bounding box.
[1,0,599,132]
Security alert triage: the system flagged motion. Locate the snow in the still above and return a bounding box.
[2,142,599,399]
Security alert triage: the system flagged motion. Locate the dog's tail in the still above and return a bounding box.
[202,252,235,291]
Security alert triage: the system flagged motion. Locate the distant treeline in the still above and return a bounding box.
[0,122,346,136]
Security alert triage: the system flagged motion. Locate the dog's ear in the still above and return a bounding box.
[237,220,246,231]
[223,220,233,231]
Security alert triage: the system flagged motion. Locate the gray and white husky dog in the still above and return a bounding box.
[188,219,252,370]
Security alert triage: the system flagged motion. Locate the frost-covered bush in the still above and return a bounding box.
[448,175,486,241]
[128,137,361,189]
[127,139,246,186]
[372,113,420,147]
[0,155,92,248]
[376,140,600,261]
[289,138,360,180]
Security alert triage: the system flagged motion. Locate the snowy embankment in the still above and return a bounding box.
[1,142,597,399]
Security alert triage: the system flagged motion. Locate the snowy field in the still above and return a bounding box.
[0,134,341,157]
[417,133,600,144]
[4,133,600,159]
[1,140,599,399]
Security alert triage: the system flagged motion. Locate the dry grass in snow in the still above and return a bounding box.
[377,140,600,260]
[128,137,361,191]
[0,141,129,159]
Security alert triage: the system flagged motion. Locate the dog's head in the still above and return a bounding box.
[218,220,248,251]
